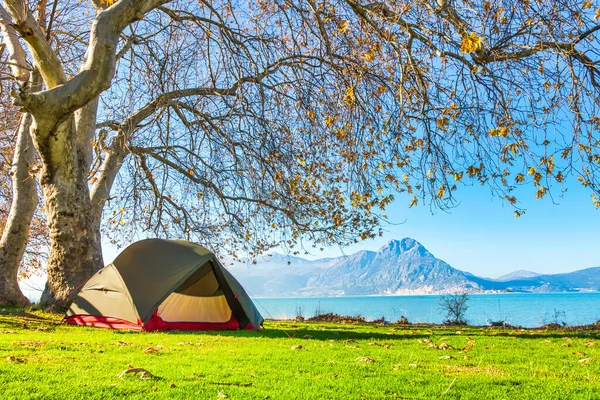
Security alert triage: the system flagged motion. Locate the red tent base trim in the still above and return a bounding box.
[65,313,257,331]
[65,315,143,331]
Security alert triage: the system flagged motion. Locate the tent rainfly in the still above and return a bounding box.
[65,239,263,331]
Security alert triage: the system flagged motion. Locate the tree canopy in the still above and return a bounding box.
[0,0,598,306]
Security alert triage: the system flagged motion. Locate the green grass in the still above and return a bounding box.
[1,309,600,399]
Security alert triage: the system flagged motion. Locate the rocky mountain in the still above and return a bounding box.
[496,270,541,281]
[227,238,600,297]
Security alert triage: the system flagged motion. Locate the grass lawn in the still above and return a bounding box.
[1,309,600,399]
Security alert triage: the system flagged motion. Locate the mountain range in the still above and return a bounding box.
[227,238,600,297]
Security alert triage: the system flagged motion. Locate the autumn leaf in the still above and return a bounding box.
[344,86,356,105]
[409,196,418,208]
[143,346,161,354]
[99,0,116,5]
[338,20,350,34]
[592,193,600,209]
[461,32,482,54]
[595,8,600,21]
[535,187,547,199]
[118,366,155,380]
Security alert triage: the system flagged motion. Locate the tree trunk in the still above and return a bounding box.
[0,114,37,306]
[38,118,103,309]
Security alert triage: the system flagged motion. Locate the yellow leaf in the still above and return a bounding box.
[461,32,482,54]
[363,50,375,62]
[594,8,600,21]
[535,187,547,199]
[338,20,350,34]
[436,185,446,199]
[592,193,600,209]
[344,86,356,104]
[409,196,418,208]
[515,173,525,183]
[100,0,115,5]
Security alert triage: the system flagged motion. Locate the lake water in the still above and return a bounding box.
[253,292,600,328]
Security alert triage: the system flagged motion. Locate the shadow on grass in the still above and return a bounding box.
[108,324,600,341]
[106,324,444,342]
[0,309,61,329]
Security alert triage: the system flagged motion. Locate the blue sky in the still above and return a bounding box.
[98,178,600,279]
[315,180,599,278]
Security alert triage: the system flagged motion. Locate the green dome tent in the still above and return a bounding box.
[65,239,263,331]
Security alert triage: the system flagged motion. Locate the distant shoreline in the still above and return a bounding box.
[253,291,600,299]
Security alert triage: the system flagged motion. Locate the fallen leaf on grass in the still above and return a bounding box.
[368,342,379,346]
[461,344,474,352]
[578,358,594,364]
[384,344,393,349]
[6,355,24,363]
[345,345,361,349]
[355,357,376,363]
[344,339,357,343]
[169,382,176,388]
[217,390,229,398]
[439,355,456,360]
[463,355,472,360]
[562,343,571,347]
[408,363,417,368]
[291,345,303,350]
[495,332,509,336]
[574,352,587,356]
[439,343,453,350]
[176,342,193,345]
[303,335,313,339]
[455,331,463,334]
[117,341,132,346]
[35,327,50,332]
[118,366,155,380]
[466,337,476,343]
[584,340,596,347]
[440,337,448,341]
[144,347,161,354]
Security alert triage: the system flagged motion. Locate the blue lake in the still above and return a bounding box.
[253,292,600,328]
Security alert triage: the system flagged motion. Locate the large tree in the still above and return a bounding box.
[0,0,598,308]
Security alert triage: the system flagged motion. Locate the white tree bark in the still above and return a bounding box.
[0,113,38,306]
[1,0,170,308]
[0,5,38,306]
